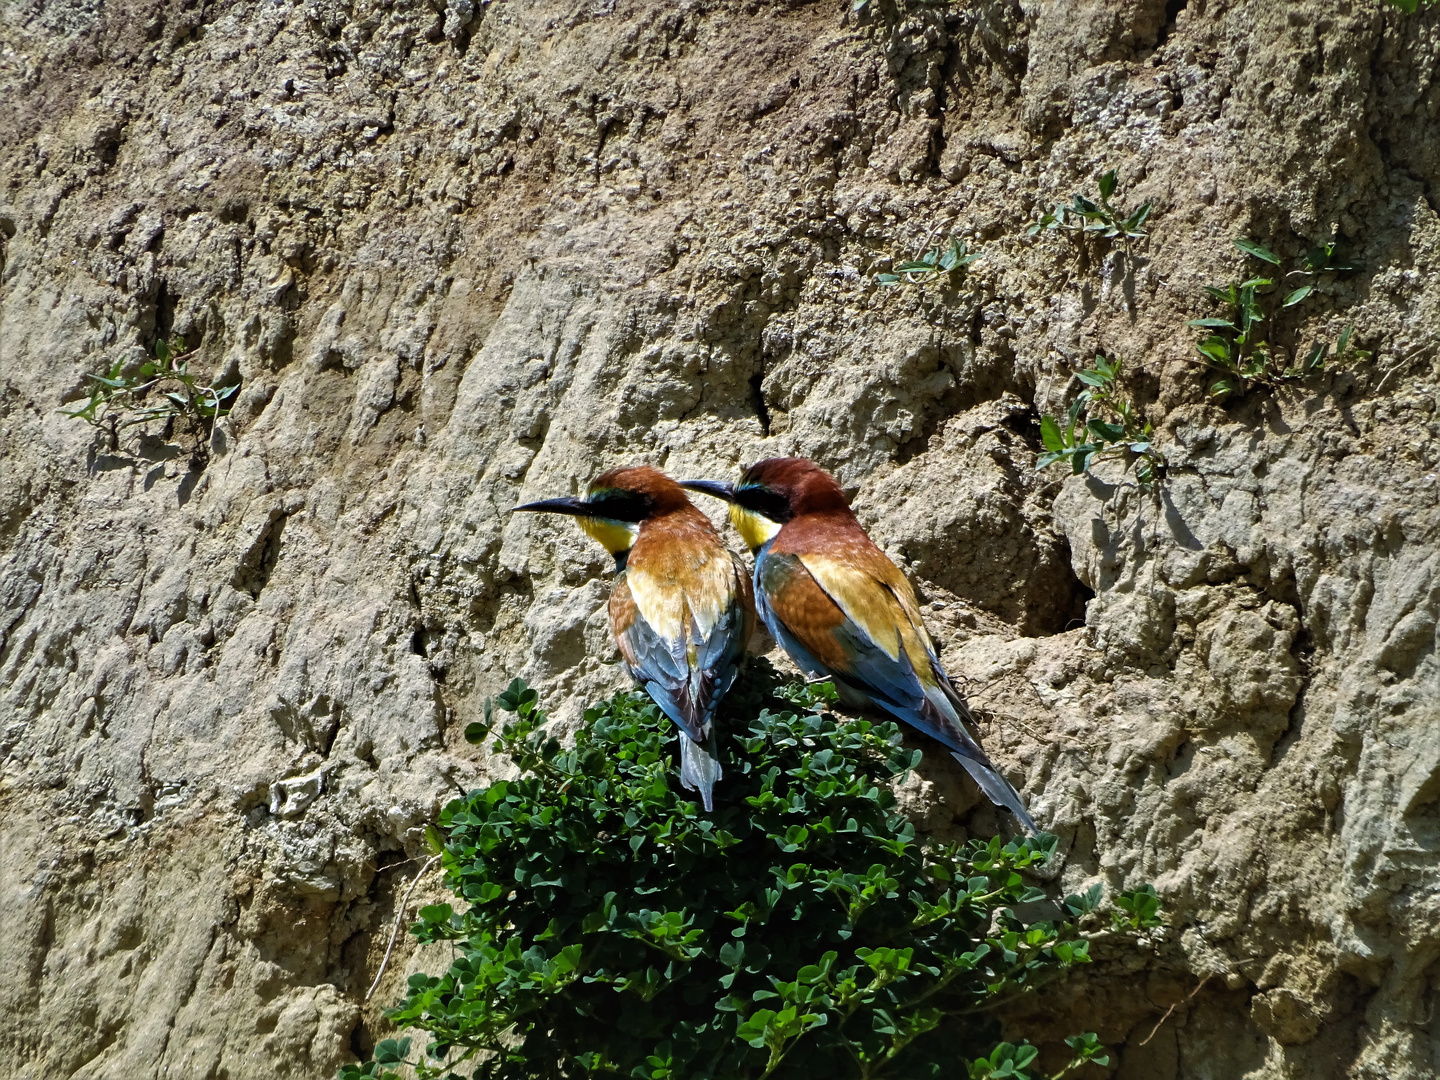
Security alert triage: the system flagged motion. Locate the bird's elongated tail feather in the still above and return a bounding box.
[678,730,723,813]
[951,752,1037,834]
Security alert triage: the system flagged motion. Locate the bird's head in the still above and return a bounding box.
[681,457,849,552]
[512,465,692,560]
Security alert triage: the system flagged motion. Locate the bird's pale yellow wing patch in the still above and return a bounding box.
[797,552,939,688]
[626,550,734,645]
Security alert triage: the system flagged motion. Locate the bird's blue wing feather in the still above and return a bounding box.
[757,546,926,713]
[617,578,747,741]
[757,547,984,758]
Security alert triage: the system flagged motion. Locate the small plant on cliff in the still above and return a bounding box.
[875,235,982,289]
[1188,238,1371,399]
[1037,354,1163,489]
[342,667,1158,1080]
[1028,169,1152,251]
[61,334,238,455]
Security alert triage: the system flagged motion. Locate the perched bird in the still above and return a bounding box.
[513,466,755,811]
[682,458,1036,832]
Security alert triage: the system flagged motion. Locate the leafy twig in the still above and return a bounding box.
[1028,169,1153,251]
[1036,354,1163,488]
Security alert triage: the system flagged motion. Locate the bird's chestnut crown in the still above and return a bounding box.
[682,457,850,553]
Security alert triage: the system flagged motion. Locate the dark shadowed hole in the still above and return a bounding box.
[1155,0,1188,47]
[155,282,179,342]
[749,371,771,436]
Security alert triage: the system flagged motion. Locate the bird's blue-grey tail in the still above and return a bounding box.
[950,752,1037,833]
[678,728,722,812]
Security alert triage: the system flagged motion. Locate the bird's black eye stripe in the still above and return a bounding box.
[735,485,791,523]
[585,488,654,523]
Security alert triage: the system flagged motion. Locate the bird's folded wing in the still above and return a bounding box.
[764,550,990,754]
[757,550,930,719]
[611,570,747,739]
[761,550,1035,831]
[610,576,697,736]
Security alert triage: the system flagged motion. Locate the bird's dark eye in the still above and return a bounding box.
[585,489,654,522]
[735,485,791,524]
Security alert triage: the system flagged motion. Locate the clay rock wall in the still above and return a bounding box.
[1,0,1439,1077]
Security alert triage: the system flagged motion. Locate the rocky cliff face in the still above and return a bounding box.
[3,0,1439,1076]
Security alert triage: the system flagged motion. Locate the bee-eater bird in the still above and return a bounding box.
[512,466,755,811]
[681,458,1036,832]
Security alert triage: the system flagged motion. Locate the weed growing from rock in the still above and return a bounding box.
[1037,355,1163,489]
[875,235,982,289]
[1188,238,1371,399]
[62,335,238,458]
[344,666,1159,1079]
[1027,169,1152,252]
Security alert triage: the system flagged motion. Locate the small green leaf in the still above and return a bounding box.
[1196,337,1233,365]
[373,1038,410,1065]
[1098,169,1117,201]
[1234,237,1281,265]
[1039,415,1065,452]
[1036,450,1066,470]
[1086,419,1126,443]
[418,903,453,924]
[1281,285,1314,307]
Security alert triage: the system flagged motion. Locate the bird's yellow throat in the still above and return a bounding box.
[577,516,639,555]
[729,505,782,552]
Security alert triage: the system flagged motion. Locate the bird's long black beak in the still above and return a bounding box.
[679,479,736,503]
[511,496,590,516]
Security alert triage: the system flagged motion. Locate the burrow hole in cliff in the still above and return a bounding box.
[1004,400,1095,636]
[1155,0,1189,48]
[749,371,772,436]
[921,386,1094,638]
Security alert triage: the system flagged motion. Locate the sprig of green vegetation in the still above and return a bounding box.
[875,236,981,288]
[1188,238,1370,399]
[1110,885,1163,932]
[61,335,238,452]
[343,666,1161,1080]
[1028,169,1152,249]
[967,1034,1110,1080]
[1037,355,1163,488]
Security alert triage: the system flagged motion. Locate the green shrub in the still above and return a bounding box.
[1188,238,1370,399]
[61,335,237,455]
[344,665,1152,1080]
[1037,354,1163,489]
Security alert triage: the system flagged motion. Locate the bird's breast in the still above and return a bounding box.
[627,544,735,644]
